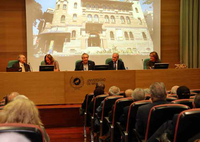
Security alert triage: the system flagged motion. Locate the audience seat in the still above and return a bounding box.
[142,104,189,141]
[172,99,194,108]
[145,94,151,100]
[190,89,200,94]
[117,100,151,142]
[173,109,200,142]
[168,94,178,98]
[0,123,45,142]
[166,97,177,102]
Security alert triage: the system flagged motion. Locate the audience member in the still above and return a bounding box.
[42,54,60,71]
[0,132,30,142]
[0,92,20,106]
[124,89,134,97]
[170,85,179,94]
[75,53,95,71]
[135,82,168,140]
[108,53,125,70]
[177,86,190,99]
[0,98,50,142]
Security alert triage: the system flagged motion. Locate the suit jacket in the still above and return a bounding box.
[108,60,125,70]
[12,61,30,72]
[75,60,95,71]
[135,100,169,139]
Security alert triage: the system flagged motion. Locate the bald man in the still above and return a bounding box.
[12,54,30,72]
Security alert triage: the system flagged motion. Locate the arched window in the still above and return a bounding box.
[111,16,115,23]
[95,5,98,10]
[88,14,92,22]
[91,5,95,9]
[57,4,60,10]
[138,18,142,25]
[129,32,134,40]
[124,32,129,40]
[120,16,125,24]
[94,15,99,22]
[110,31,114,40]
[74,3,77,9]
[142,32,147,40]
[63,4,66,10]
[105,15,109,23]
[126,17,131,24]
[135,7,139,13]
[61,15,65,23]
[87,5,90,9]
[72,30,76,39]
[73,14,77,21]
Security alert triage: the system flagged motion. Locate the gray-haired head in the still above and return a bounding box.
[144,88,151,95]
[132,88,145,101]
[170,86,179,94]
[113,53,119,58]
[7,92,20,103]
[150,82,167,101]
[81,53,89,59]
[125,89,134,97]
[13,95,28,101]
[109,86,120,96]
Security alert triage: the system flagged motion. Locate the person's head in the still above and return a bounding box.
[44,54,54,64]
[177,86,190,99]
[144,88,151,95]
[7,92,20,104]
[109,86,120,96]
[112,53,119,62]
[82,53,89,64]
[0,98,43,127]
[194,93,200,108]
[149,51,159,62]
[150,82,167,102]
[170,85,179,94]
[125,89,134,97]
[0,132,30,142]
[131,88,145,101]
[95,82,105,90]
[13,95,28,101]
[18,55,26,64]
[94,87,105,97]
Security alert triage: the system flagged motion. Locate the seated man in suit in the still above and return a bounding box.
[135,82,168,140]
[12,54,30,72]
[108,53,125,70]
[75,53,95,71]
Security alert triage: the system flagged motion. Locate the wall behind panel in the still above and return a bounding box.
[0,0,180,72]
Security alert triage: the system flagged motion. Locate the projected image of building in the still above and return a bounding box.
[36,0,153,56]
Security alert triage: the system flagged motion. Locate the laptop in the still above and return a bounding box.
[39,65,54,71]
[95,65,109,70]
[154,63,169,69]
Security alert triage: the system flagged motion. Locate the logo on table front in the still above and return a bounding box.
[70,76,84,89]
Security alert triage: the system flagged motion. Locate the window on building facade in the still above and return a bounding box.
[110,31,114,40]
[126,17,131,24]
[129,32,134,40]
[74,3,77,9]
[111,16,115,23]
[135,8,139,13]
[87,5,90,9]
[61,15,65,23]
[72,30,76,39]
[142,32,147,40]
[124,32,129,40]
[88,14,92,22]
[57,4,60,10]
[105,15,109,23]
[73,14,77,21]
[63,4,66,10]
[138,18,142,25]
[120,16,125,24]
[94,15,99,22]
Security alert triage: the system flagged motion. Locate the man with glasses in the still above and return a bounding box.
[12,54,31,72]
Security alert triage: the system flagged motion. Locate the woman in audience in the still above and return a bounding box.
[0,98,50,142]
[42,54,60,71]
[147,51,160,69]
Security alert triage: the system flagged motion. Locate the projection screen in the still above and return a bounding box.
[26,0,160,71]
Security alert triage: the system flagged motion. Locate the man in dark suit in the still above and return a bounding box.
[135,82,168,140]
[75,53,95,71]
[108,53,125,70]
[12,54,30,72]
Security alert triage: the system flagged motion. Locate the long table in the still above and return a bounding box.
[0,69,199,105]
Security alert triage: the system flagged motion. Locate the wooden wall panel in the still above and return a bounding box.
[0,0,180,71]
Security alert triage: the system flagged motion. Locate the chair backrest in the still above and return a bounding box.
[85,93,94,114]
[166,97,177,102]
[143,58,150,69]
[7,60,18,68]
[145,94,151,100]
[172,99,194,109]
[105,58,122,64]
[168,94,178,98]
[173,109,200,142]
[126,100,151,133]
[41,61,45,65]
[112,98,134,125]
[101,96,123,120]
[145,104,189,140]
[92,94,108,116]
[0,123,44,142]
[190,89,200,94]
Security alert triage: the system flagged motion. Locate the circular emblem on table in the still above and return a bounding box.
[70,76,84,89]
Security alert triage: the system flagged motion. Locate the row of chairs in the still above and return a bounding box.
[83,93,200,142]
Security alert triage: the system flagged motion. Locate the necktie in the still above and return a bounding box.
[21,64,25,72]
[114,62,116,70]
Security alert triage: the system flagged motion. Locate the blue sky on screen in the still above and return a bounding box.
[33,0,153,35]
